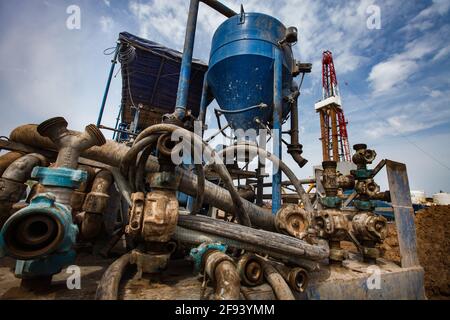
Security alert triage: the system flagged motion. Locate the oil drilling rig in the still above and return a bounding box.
[315,51,352,163]
[0,0,425,300]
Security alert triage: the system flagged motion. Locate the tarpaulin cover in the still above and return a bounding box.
[118,32,209,129]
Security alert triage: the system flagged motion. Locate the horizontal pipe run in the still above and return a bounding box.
[9,124,274,230]
[201,0,237,18]
[177,215,329,261]
[173,226,320,271]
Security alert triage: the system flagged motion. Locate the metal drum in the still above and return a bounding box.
[207,12,294,133]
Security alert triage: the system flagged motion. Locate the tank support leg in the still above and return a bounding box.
[272,48,283,214]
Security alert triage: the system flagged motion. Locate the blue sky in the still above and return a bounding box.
[0,0,449,195]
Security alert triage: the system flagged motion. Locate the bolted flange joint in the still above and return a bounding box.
[189,242,228,273]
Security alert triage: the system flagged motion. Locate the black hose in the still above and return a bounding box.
[133,124,252,227]
[212,144,313,213]
[191,164,205,214]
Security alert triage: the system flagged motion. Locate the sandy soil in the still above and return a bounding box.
[378,205,450,300]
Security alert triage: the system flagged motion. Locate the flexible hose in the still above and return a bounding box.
[173,226,319,271]
[212,144,313,213]
[119,135,158,180]
[95,253,131,300]
[262,261,295,300]
[191,164,205,214]
[133,124,252,227]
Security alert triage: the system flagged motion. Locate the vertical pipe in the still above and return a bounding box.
[112,104,123,141]
[174,0,200,120]
[256,130,266,206]
[319,111,329,161]
[272,48,283,214]
[198,74,209,127]
[330,108,339,161]
[97,42,121,127]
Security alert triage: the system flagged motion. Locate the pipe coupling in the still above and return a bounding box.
[32,167,87,190]
[189,242,227,273]
[0,193,78,260]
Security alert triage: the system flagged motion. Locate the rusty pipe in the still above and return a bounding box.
[271,262,309,293]
[0,153,48,227]
[9,124,274,229]
[204,250,241,300]
[37,117,106,169]
[80,170,113,240]
[10,124,133,170]
[237,254,264,286]
[0,152,24,176]
[262,261,295,300]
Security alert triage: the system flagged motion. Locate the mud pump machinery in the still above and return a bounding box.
[0,0,425,300]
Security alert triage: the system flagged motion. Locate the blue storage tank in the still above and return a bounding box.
[207,13,294,133]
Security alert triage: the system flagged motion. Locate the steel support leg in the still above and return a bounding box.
[97,42,120,127]
[272,48,283,214]
[174,0,200,120]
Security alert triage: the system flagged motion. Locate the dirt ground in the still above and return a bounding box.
[378,205,450,300]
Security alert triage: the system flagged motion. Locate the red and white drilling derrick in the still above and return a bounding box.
[314,50,352,162]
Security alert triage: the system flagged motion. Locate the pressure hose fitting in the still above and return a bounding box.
[1,118,106,285]
[190,243,241,300]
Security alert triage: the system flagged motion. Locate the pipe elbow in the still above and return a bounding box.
[288,147,308,168]
[204,250,241,300]
[2,153,48,182]
[37,117,106,168]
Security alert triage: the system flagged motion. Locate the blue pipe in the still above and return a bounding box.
[174,0,200,120]
[112,104,123,140]
[272,47,283,214]
[199,74,209,125]
[97,41,120,127]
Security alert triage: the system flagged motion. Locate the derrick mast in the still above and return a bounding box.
[315,51,351,162]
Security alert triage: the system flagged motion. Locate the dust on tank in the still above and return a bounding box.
[207,12,296,142]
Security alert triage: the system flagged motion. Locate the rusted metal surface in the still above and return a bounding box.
[262,261,295,300]
[386,160,420,268]
[236,254,264,287]
[126,190,178,243]
[204,250,240,300]
[271,261,309,293]
[0,153,48,227]
[130,250,171,279]
[274,204,309,239]
[178,215,330,261]
[7,124,275,230]
[0,152,24,176]
[80,169,113,239]
[37,117,106,169]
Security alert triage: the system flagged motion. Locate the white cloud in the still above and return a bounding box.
[368,33,444,94]
[128,0,188,50]
[99,16,114,33]
[368,58,419,94]
[103,0,111,7]
[432,44,450,61]
[401,0,450,32]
